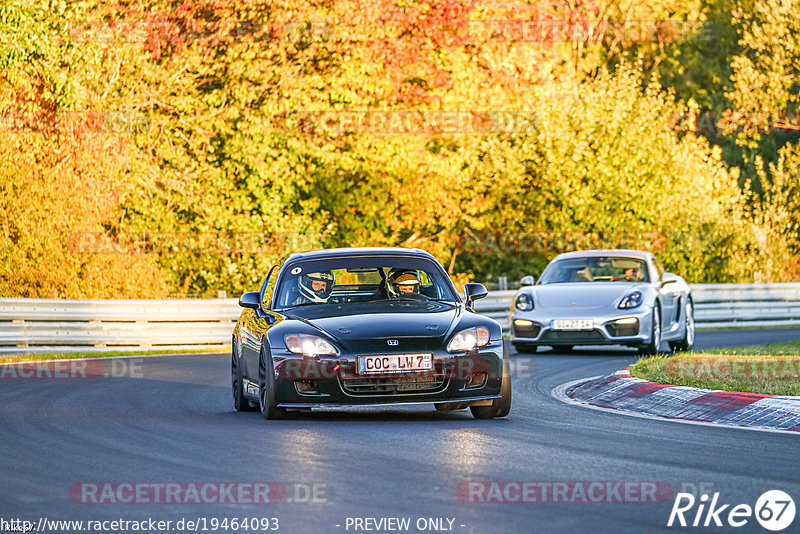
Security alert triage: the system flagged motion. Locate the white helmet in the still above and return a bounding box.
[298,271,335,303]
[387,269,420,297]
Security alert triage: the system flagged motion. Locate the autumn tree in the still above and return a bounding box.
[0,0,169,298]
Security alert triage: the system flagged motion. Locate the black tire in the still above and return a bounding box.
[669,299,695,352]
[471,358,512,420]
[258,346,288,420]
[435,402,469,411]
[638,306,661,356]
[512,343,538,354]
[232,341,256,412]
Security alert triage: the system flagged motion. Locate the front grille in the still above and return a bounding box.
[340,371,446,395]
[541,330,605,341]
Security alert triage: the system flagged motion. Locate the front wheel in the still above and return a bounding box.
[471,358,512,419]
[258,346,288,420]
[669,299,695,352]
[638,306,661,356]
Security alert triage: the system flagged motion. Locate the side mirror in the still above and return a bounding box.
[520,275,535,286]
[660,273,678,288]
[464,283,488,308]
[238,291,261,309]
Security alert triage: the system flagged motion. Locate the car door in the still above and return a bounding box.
[653,258,679,329]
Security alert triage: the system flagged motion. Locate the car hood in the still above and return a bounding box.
[532,283,647,311]
[286,301,459,351]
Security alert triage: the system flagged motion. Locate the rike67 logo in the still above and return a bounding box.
[668,490,796,531]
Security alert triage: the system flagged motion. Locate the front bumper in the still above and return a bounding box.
[266,344,504,407]
[510,309,653,347]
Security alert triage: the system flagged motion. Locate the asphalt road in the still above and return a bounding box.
[1,329,799,534]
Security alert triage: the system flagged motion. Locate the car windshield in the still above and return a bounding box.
[539,256,650,284]
[274,255,458,309]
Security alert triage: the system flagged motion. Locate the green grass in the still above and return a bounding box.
[630,341,800,396]
[0,347,228,364]
[701,342,800,356]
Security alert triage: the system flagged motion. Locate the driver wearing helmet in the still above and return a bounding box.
[387,269,421,298]
[295,271,335,304]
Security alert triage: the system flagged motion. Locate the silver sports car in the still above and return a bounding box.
[509,250,694,354]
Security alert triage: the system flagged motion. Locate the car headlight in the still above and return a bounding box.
[447,327,490,352]
[618,291,643,309]
[515,293,534,311]
[283,334,338,355]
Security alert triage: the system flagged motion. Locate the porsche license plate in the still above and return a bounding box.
[358,354,433,375]
[551,319,593,330]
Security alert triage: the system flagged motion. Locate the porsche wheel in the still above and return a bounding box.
[471,358,511,419]
[639,306,661,355]
[669,299,695,352]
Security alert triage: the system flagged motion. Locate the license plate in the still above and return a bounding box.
[358,354,433,375]
[395,372,437,391]
[551,319,593,330]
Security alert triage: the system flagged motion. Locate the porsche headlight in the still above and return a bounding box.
[618,291,643,309]
[284,334,338,355]
[515,293,534,311]
[447,327,490,352]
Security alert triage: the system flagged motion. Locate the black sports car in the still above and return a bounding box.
[232,247,511,419]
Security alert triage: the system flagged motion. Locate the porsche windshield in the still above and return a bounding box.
[274,256,458,309]
[539,256,650,284]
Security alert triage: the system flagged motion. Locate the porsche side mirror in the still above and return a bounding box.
[520,275,535,286]
[660,273,678,288]
[239,291,261,309]
[464,283,488,307]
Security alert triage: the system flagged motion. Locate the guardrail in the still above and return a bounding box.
[2,283,799,354]
[0,299,239,355]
